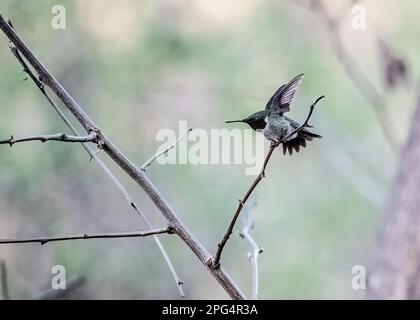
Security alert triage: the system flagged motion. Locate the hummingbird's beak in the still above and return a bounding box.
[225,120,244,124]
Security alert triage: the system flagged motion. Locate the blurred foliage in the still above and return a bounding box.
[0,0,418,299]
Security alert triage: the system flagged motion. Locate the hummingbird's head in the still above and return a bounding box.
[225,110,267,131]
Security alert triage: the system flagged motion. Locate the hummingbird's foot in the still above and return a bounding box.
[269,138,279,148]
[212,261,221,270]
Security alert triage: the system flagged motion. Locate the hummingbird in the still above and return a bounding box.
[225,73,322,155]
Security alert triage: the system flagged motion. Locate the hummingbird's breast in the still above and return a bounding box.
[263,115,290,143]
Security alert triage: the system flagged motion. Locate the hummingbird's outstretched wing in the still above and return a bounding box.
[266,73,305,114]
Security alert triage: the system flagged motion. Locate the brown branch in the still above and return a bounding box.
[7,31,184,297]
[0,260,10,300]
[6,21,186,298]
[0,132,97,146]
[0,15,245,299]
[213,95,325,268]
[0,227,171,245]
[213,146,275,269]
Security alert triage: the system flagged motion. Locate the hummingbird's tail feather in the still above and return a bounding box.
[283,137,306,155]
[282,129,321,155]
[300,128,322,140]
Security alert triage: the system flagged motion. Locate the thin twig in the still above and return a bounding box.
[213,146,274,269]
[141,128,193,171]
[0,16,244,299]
[282,95,325,142]
[0,132,97,146]
[5,20,186,297]
[0,227,171,245]
[0,260,10,300]
[213,95,324,268]
[239,212,263,300]
[35,275,86,300]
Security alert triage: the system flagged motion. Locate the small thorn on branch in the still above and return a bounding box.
[8,135,14,147]
[167,225,176,234]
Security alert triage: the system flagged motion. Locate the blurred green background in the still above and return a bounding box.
[0,0,418,299]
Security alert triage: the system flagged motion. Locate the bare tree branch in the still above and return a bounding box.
[0,227,171,245]
[0,132,97,146]
[238,202,263,300]
[0,15,245,299]
[141,128,193,171]
[35,275,86,300]
[0,260,10,300]
[213,146,274,269]
[6,19,186,298]
[213,95,324,268]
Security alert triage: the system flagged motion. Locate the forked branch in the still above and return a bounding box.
[0,15,244,299]
[6,20,185,297]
